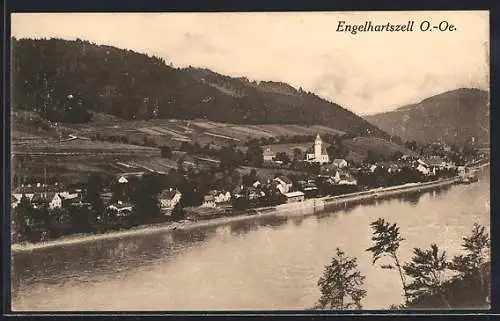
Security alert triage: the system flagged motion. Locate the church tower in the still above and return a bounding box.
[314,133,322,158]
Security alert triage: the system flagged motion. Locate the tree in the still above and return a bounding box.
[366,149,380,163]
[129,173,162,222]
[391,151,404,161]
[13,195,33,241]
[177,156,186,173]
[86,173,104,215]
[178,177,203,207]
[275,152,291,165]
[68,204,93,233]
[403,244,451,308]
[219,145,239,170]
[391,135,403,145]
[401,223,491,309]
[180,142,194,153]
[327,140,349,160]
[366,218,409,305]
[293,148,303,161]
[242,169,258,186]
[161,146,172,158]
[449,224,490,303]
[246,144,264,167]
[316,248,367,310]
[171,202,186,221]
[47,206,68,236]
[232,196,249,211]
[404,140,418,152]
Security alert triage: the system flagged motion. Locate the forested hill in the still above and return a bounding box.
[12,37,388,138]
[364,88,489,145]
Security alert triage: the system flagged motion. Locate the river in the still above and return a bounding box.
[11,167,490,311]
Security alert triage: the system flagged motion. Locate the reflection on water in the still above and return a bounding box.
[229,219,256,236]
[292,217,304,227]
[12,168,490,311]
[399,191,423,206]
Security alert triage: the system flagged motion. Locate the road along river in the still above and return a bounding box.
[11,166,490,311]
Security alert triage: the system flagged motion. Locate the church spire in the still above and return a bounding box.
[315,133,321,142]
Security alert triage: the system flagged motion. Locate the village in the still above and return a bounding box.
[11,133,485,243]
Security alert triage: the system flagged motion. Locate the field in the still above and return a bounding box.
[12,154,179,186]
[61,118,347,149]
[13,137,159,155]
[262,142,329,155]
[11,115,411,186]
[343,137,417,163]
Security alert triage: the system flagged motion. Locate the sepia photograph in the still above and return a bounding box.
[9,11,490,312]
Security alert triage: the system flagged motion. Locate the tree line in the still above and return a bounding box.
[11,37,388,138]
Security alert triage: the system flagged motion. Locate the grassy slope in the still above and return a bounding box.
[343,137,417,164]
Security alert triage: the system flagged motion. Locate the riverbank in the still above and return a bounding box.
[11,173,472,253]
[11,207,279,253]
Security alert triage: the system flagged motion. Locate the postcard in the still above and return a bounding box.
[10,11,490,312]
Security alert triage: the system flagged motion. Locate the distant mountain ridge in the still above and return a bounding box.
[364,88,489,145]
[12,37,389,139]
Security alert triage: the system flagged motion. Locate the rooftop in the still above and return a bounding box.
[274,176,293,184]
[13,184,68,194]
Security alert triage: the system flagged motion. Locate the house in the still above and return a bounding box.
[273,176,293,194]
[159,188,182,210]
[252,180,262,188]
[60,193,82,207]
[416,164,430,175]
[116,172,145,183]
[333,170,341,183]
[214,191,231,204]
[263,147,276,162]
[306,133,330,164]
[387,164,401,174]
[247,187,262,200]
[400,154,412,161]
[30,192,51,209]
[12,186,35,202]
[338,177,358,186]
[107,201,133,216]
[268,180,284,193]
[268,180,285,195]
[201,195,216,208]
[417,159,428,167]
[301,182,319,198]
[118,176,128,184]
[332,158,348,169]
[13,183,81,203]
[68,199,93,210]
[232,185,244,199]
[284,191,305,203]
[48,194,63,209]
[320,164,338,176]
[425,156,445,169]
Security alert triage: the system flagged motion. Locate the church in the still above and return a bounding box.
[305,133,330,164]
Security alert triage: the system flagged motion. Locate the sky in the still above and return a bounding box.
[11,11,489,115]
